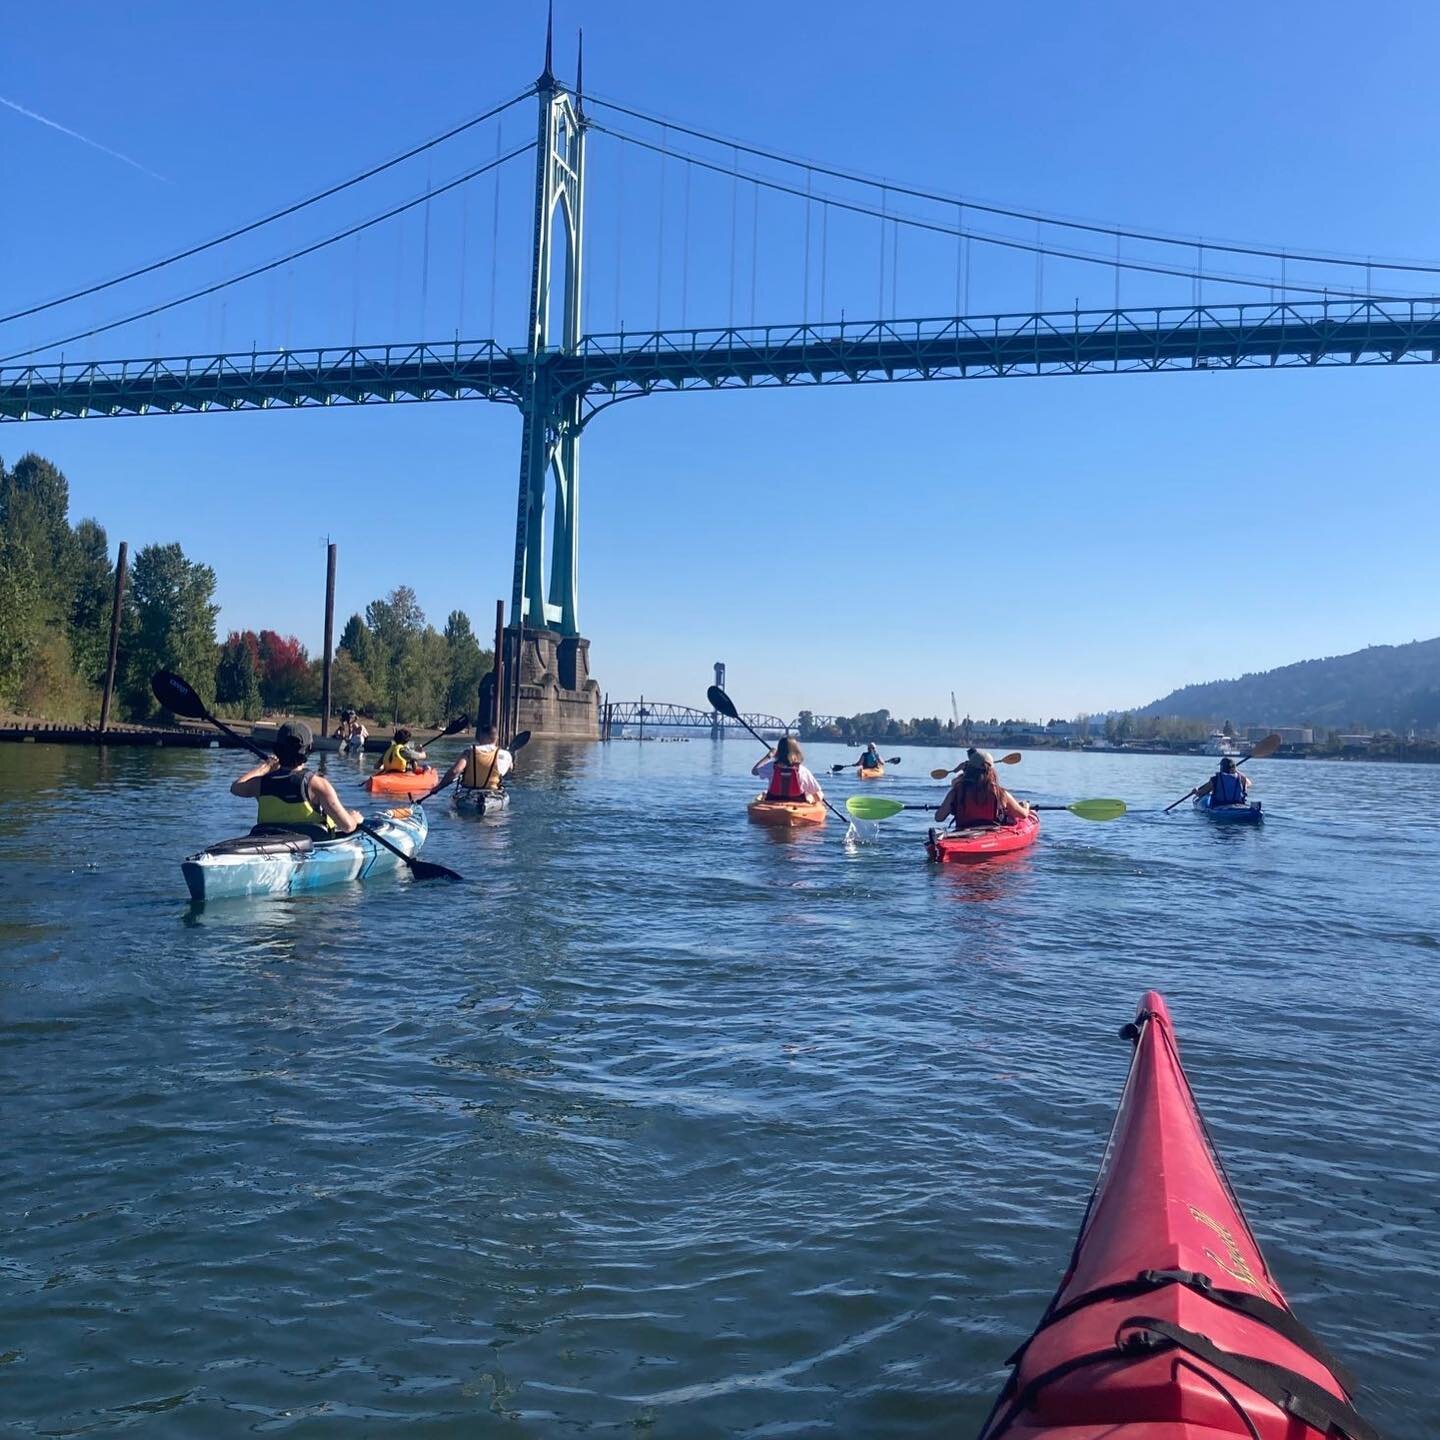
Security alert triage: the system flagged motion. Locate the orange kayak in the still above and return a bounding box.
[857,765,884,779]
[747,796,827,827]
[362,769,440,798]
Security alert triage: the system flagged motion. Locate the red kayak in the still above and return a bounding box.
[979,992,1377,1440]
[926,813,1040,863]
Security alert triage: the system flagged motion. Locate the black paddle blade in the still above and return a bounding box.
[151,670,208,719]
[443,714,471,737]
[510,729,533,751]
[408,858,463,882]
[707,685,739,721]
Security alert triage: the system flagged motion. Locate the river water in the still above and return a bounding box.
[1,738,1435,1436]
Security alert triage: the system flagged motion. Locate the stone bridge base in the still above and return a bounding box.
[506,627,600,740]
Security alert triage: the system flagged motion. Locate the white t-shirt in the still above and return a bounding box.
[751,757,823,800]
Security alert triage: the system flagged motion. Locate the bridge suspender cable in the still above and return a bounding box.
[1,142,538,365]
[0,87,535,330]
[586,92,1440,281]
[588,121,1424,301]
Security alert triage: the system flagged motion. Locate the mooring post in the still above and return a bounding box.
[492,600,507,744]
[320,541,337,737]
[99,541,128,737]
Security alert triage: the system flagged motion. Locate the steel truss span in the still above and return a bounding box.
[605,701,827,734]
[4,297,1440,422]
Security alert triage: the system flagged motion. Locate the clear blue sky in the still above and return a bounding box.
[4,2,1439,722]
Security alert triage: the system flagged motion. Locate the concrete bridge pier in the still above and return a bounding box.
[506,626,601,739]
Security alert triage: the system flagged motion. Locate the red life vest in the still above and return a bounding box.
[953,779,1005,826]
[766,762,807,802]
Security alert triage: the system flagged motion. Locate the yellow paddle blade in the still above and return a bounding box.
[1066,798,1127,822]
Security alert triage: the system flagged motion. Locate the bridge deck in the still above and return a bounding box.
[3,298,1436,421]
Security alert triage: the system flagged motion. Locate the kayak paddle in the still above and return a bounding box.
[929,752,1022,779]
[707,685,857,832]
[1163,733,1282,814]
[150,670,463,882]
[422,730,531,803]
[830,755,903,773]
[846,795,1128,822]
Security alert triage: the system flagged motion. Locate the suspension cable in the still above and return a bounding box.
[0,87,535,328]
[3,141,537,364]
[587,90,1440,279]
[589,122,1422,301]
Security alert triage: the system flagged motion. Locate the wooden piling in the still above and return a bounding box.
[320,541,337,737]
[99,541,128,737]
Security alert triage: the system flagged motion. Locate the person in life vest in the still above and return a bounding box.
[935,748,1031,829]
[230,720,362,838]
[752,735,824,802]
[376,727,428,774]
[857,741,883,770]
[1195,755,1251,806]
[439,725,513,794]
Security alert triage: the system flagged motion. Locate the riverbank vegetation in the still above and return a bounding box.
[0,450,491,727]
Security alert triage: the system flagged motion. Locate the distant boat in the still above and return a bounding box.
[1201,730,1242,756]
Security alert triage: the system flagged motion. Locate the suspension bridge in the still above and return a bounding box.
[4,15,1439,737]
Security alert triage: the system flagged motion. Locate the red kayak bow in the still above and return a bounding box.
[979,992,1379,1440]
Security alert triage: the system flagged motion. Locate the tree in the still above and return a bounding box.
[443,609,488,720]
[66,518,115,686]
[366,586,425,721]
[257,630,310,710]
[123,543,220,719]
[216,631,263,718]
[0,532,41,709]
[328,651,375,714]
[0,453,72,585]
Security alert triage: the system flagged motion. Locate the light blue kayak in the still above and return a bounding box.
[181,806,428,901]
[1193,796,1264,824]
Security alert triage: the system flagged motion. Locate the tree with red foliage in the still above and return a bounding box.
[257,630,310,711]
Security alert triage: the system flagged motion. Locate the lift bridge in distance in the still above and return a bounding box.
[4,19,1440,736]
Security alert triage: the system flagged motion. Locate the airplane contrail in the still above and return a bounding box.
[0,94,168,182]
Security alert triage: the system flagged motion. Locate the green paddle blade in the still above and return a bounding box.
[1066,798,1127,821]
[846,795,907,820]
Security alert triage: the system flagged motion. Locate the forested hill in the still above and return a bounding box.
[1136,637,1440,731]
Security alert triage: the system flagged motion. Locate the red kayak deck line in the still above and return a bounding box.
[979,992,1378,1440]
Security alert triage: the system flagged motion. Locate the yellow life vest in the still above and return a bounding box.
[462,744,506,790]
[379,740,411,773]
[256,768,335,835]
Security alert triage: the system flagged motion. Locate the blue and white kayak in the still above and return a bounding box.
[453,785,510,817]
[1193,796,1263,824]
[181,806,428,901]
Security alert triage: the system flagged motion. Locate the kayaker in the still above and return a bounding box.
[230,720,362,838]
[376,727,428,774]
[752,736,824,802]
[935,749,1031,828]
[439,725,513,794]
[1195,755,1251,805]
[857,741,882,770]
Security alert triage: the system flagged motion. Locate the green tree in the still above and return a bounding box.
[0,532,41,709]
[328,651,375,715]
[442,609,488,720]
[65,518,115,686]
[123,543,220,719]
[366,586,425,721]
[0,453,72,587]
[216,631,263,719]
